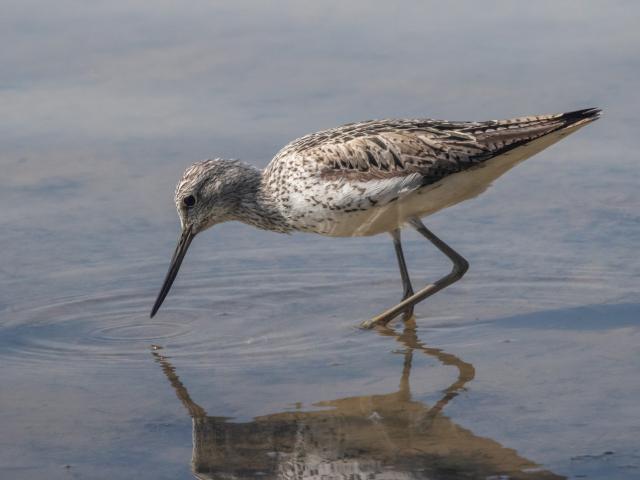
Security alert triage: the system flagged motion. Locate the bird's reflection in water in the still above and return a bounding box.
[153,319,564,480]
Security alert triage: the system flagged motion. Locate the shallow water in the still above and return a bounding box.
[1,1,640,479]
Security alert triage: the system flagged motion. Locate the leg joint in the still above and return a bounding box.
[452,256,469,279]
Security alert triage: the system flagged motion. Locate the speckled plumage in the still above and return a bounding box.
[263,108,601,236]
[151,108,601,323]
[174,109,600,237]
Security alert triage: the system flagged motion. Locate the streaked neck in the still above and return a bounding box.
[234,168,291,233]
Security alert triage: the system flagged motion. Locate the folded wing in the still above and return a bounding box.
[274,108,601,190]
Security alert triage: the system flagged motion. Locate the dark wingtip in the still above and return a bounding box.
[561,107,602,125]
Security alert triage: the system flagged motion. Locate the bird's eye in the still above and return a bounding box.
[183,195,196,207]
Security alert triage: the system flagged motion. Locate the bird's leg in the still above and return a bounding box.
[360,218,469,329]
[391,229,414,319]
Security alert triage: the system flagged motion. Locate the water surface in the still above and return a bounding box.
[1,1,639,479]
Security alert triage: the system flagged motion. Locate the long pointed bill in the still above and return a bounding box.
[150,226,195,318]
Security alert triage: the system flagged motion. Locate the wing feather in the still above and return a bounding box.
[270,110,600,188]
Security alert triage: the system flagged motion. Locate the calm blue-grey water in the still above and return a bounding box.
[1,1,639,479]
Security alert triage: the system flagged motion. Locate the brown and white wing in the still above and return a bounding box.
[284,109,598,176]
[267,108,600,208]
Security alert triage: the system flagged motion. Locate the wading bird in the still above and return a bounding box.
[151,108,600,327]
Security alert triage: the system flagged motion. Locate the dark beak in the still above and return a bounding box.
[150,226,195,318]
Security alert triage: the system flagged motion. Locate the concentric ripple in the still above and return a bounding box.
[94,322,192,342]
[0,290,200,370]
[0,271,390,373]
[3,258,630,374]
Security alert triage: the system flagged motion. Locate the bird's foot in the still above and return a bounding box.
[360,303,414,329]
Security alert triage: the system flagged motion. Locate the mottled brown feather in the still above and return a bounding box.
[270,109,601,186]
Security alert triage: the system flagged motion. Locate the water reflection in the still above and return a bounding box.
[153,320,564,480]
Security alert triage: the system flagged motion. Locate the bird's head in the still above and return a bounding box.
[150,158,258,318]
[174,159,249,233]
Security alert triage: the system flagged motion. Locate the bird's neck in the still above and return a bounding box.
[233,167,291,233]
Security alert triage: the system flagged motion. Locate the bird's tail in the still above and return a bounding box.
[465,108,601,155]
